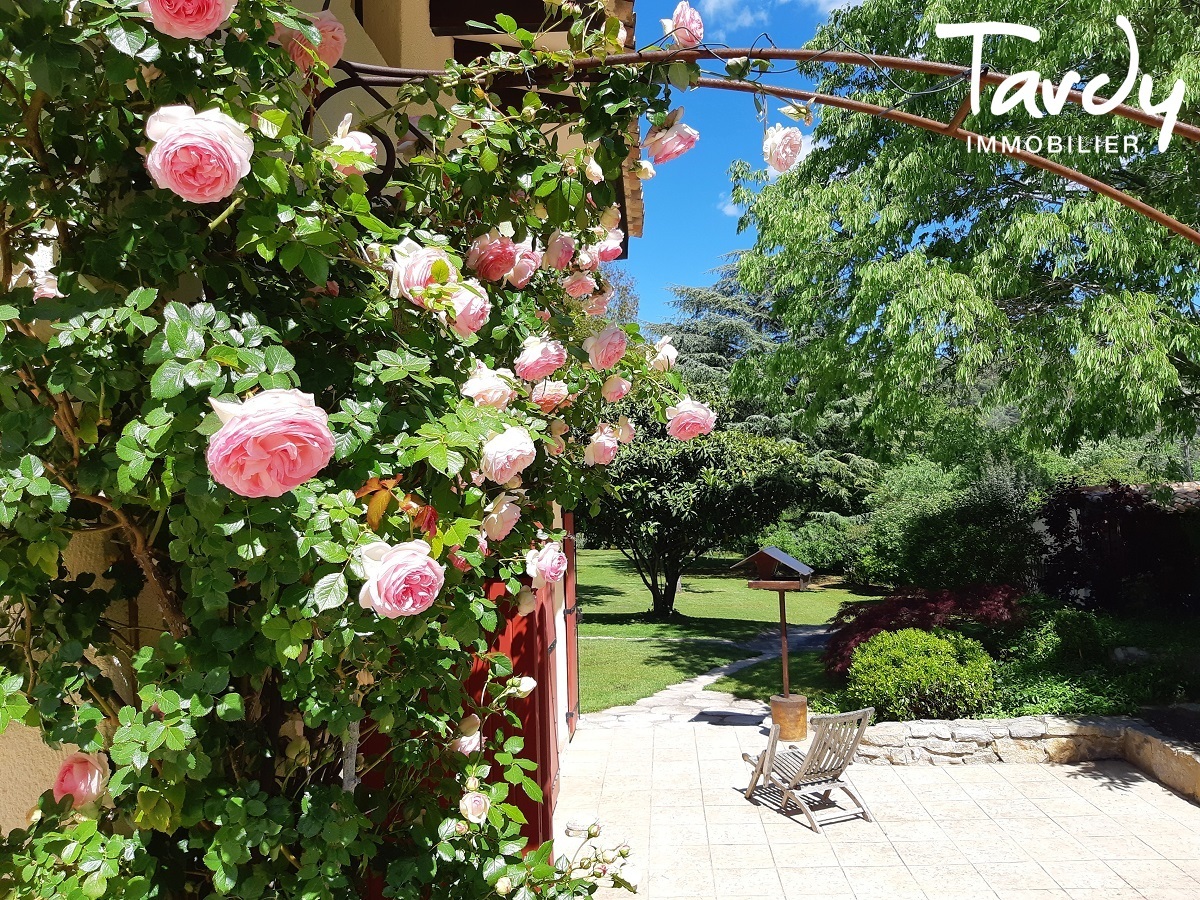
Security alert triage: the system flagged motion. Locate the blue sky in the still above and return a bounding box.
[623,0,833,325]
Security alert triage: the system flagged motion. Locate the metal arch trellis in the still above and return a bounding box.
[314,43,1200,247]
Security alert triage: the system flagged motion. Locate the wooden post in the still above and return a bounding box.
[779,589,789,698]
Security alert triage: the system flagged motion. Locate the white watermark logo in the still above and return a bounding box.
[935,17,1186,151]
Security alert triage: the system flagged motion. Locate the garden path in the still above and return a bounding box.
[577,626,829,729]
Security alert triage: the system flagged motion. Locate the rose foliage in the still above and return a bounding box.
[0,0,713,896]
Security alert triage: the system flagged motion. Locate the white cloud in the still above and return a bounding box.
[717,193,741,216]
[696,0,769,39]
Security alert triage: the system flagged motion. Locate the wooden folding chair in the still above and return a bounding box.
[742,708,875,833]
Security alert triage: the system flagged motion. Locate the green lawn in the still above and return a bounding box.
[707,650,841,706]
[576,550,882,713]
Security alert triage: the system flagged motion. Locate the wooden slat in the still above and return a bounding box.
[747,579,810,591]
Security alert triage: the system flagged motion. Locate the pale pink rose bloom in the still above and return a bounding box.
[633,158,656,180]
[358,539,445,618]
[53,752,109,809]
[531,380,570,413]
[461,362,515,409]
[205,389,335,498]
[286,10,346,72]
[513,335,567,382]
[450,716,482,755]
[329,114,378,175]
[448,280,492,338]
[512,676,536,698]
[525,542,568,590]
[662,1,703,47]
[666,397,717,440]
[763,123,806,173]
[460,791,491,824]
[141,0,236,39]
[583,325,628,371]
[583,155,604,184]
[599,205,622,230]
[584,425,620,467]
[643,119,699,165]
[601,374,632,402]
[388,238,456,306]
[562,272,597,300]
[481,426,537,484]
[506,242,542,288]
[145,105,253,204]
[534,309,551,323]
[650,335,678,371]
[574,247,600,272]
[595,228,624,262]
[33,274,60,300]
[615,415,636,444]
[481,493,521,541]
[542,231,575,270]
[476,533,491,557]
[583,286,613,317]
[466,229,518,283]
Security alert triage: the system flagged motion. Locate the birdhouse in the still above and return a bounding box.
[732,546,813,588]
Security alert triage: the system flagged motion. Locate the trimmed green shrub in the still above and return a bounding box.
[758,513,855,573]
[846,628,995,720]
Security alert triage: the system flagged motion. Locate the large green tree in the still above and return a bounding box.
[734,0,1200,448]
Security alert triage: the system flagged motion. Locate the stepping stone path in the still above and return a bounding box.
[578,626,830,729]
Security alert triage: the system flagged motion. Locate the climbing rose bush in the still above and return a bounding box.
[0,0,714,896]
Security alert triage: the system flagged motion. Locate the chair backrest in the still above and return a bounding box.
[761,723,781,773]
[788,708,873,786]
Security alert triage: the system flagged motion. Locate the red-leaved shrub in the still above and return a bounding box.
[823,585,1026,675]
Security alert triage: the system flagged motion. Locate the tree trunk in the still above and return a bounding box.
[650,568,680,619]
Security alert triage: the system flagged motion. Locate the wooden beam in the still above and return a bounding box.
[747,580,810,591]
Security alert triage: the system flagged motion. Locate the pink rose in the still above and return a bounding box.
[562,272,597,300]
[643,116,699,165]
[650,335,678,371]
[662,1,703,48]
[666,397,717,440]
[461,362,515,409]
[582,326,628,371]
[481,492,521,541]
[542,231,575,270]
[286,10,346,72]
[583,286,613,317]
[145,105,253,204]
[525,542,568,590]
[33,274,59,300]
[329,114,378,175]
[514,335,567,382]
[141,0,236,39]
[531,380,570,413]
[763,124,806,173]
[600,205,622,230]
[448,280,492,338]
[460,791,491,824]
[466,230,518,283]
[481,426,537,484]
[205,389,335,498]
[615,415,636,444]
[449,548,472,572]
[595,229,624,263]
[388,238,456,306]
[358,539,446,618]
[506,242,542,288]
[574,247,600,273]
[53,752,109,810]
[602,375,632,402]
[450,715,482,754]
[583,154,604,184]
[584,425,620,467]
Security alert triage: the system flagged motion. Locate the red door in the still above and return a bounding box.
[562,513,581,738]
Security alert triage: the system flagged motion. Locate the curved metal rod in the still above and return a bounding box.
[335,48,1200,144]
[698,76,1200,247]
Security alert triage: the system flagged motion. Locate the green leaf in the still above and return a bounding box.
[311,572,348,612]
[216,694,245,721]
[151,360,187,399]
[106,23,148,57]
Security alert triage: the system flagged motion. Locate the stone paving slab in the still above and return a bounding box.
[555,720,1200,900]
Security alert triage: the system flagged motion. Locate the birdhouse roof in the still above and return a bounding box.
[732,547,814,576]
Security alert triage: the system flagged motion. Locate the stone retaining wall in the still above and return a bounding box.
[857,715,1200,802]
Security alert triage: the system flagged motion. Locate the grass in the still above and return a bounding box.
[576,549,883,713]
[707,650,840,705]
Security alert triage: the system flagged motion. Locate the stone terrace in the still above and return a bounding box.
[555,720,1200,900]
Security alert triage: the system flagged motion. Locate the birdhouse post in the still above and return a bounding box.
[733,547,814,741]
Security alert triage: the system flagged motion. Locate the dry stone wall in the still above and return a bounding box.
[855,715,1200,803]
